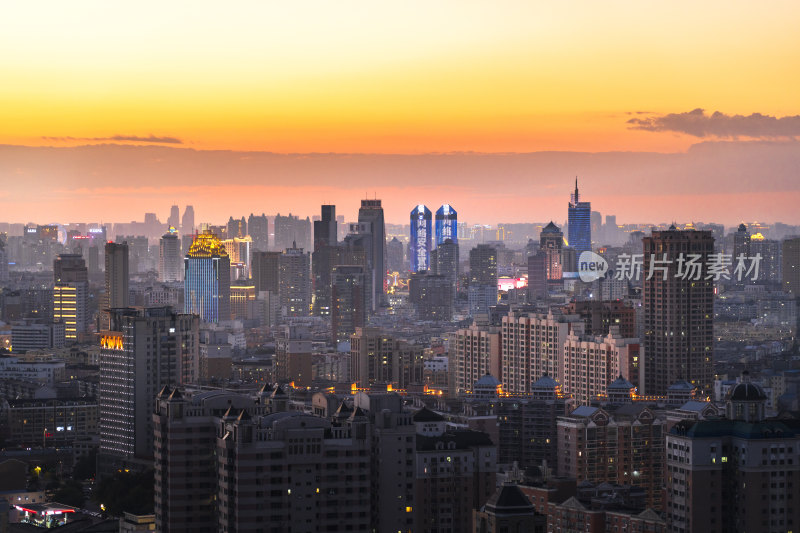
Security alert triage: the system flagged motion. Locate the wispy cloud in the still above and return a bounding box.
[41,134,183,144]
[627,108,800,138]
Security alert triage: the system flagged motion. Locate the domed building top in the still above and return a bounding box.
[475,374,501,388]
[728,382,767,402]
[608,376,635,390]
[186,230,229,258]
[737,223,747,232]
[532,374,559,389]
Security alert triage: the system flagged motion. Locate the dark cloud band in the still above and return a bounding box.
[628,108,800,138]
[42,134,183,144]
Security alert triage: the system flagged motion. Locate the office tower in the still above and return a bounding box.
[102,242,129,330]
[184,230,231,323]
[468,244,498,316]
[181,205,195,235]
[274,213,311,251]
[783,237,800,294]
[358,199,386,307]
[540,221,563,285]
[562,327,640,404]
[277,242,311,317]
[158,228,181,282]
[251,250,281,293]
[454,323,501,395]
[410,204,432,272]
[567,178,591,257]
[558,403,666,510]
[591,210,602,239]
[498,374,568,471]
[562,300,636,337]
[350,327,424,389]
[733,223,751,260]
[167,204,180,229]
[408,272,453,321]
[0,236,8,283]
[229,283,255,320]
[386,236,405,272]
[247,212,269,251]
[273,324,313,386]
[527,251,548,301]
[432,238,459,294]
[331,265,367,344]
[98,307,199,474]
[221,236,252,280]
[666,375,800,532]
[501,311,584,394]
[750,233,781,281]
[313,204,337,250]
[10,320,66,352]
[435,203,458,246]
[53,254,89,341]
[642,228,714,396]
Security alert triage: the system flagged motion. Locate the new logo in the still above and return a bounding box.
[578,251,608,282]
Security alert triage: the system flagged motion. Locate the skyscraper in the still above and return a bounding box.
[274,213,311,251]
[98,307,199,473]
[782,237,800,295]
[313,204,337,250]
[181,205,195,235]
[167,204,180,229]
[410,204,432,273]
[102,242,129,330]
[642,228,714,396]
[358,199,386,307]
[386,236,405,272]
[251,251,281,294]
[247,213,269,251]
[158,227,182,282]
[468,244,498,316]
[278,242,311,317]
[331,265,367,344]
[431,238,459,295]
[53,254,89,341]
[184,230,231,323]
[227,216,247,239]
[435,204,457,246]
[567,178,591,257]
[733,223,751,260]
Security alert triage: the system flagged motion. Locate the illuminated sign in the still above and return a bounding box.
[498,277,528,291]
[100,335,124,351]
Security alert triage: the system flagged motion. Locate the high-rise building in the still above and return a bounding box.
[350,327,423,389]
[274,213,311,251]
[278,243,311,317]
[358,199,386,307]
[540,221,563,285]
[274,324,313,386]
[469,244,498,316]
[435,204,458,246]
[562,300,636,338]
[408,272,453,321]
[750,233,781,282]
[453,323,501,395]
[733,223,751,260]
[167,204,180,229]
[247,213,269,251]
[184,230,231,323]
[331,265,368,344]
[666,375,800,532]
[642,228,714,396]
[500,311,584,394]
[567,178,591,258]
[410,204,432,272]
[431,238,459,295]
[313,204,337,250]
[102,242,129,330]
[158,228,182,282]
[782,237,800,294]
[98,307,199,474]
[181,205,194,235]
[53,254,89,341]
[226,216,247,239]
[251,250,281,294]
[386,236,405,272]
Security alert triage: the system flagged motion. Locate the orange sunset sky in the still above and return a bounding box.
[1,1,799,225]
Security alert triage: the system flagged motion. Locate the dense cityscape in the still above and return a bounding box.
[0,180,799,532]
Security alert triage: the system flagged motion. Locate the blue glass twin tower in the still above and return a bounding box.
[410,204,458,272]
[567,178,591,257]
